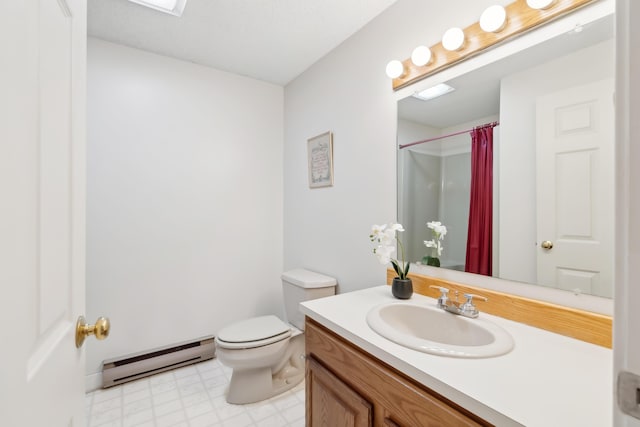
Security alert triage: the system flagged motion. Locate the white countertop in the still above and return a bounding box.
[300,285,612,427]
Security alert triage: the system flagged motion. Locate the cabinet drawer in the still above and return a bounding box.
[305,318,492,427]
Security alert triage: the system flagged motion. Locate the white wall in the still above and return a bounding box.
[283,0,512,293]
[86,39,284,381]
[499,39,614,285]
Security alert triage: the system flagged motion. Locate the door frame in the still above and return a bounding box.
[614,0,640,425]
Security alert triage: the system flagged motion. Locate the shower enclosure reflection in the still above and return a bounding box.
[402,149,470,271]
[398,117,497,272]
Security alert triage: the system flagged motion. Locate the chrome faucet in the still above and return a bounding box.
[429,286,488,319]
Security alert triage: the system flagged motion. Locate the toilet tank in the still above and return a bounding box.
[282,269,337,330]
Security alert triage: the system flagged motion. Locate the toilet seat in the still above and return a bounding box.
[216,315,292,350]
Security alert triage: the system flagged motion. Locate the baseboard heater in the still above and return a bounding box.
[102,336,215,388]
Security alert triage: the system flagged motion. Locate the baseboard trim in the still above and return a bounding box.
[85,372,102,393]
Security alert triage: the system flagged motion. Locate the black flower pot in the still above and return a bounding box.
[391,277,413,299]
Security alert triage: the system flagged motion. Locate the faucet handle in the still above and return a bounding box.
[459,293,488,318]
[429,286,449,308]
[463,293,488,303]
[429,285,449,294]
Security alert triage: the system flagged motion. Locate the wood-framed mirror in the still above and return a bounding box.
[395,0,614,314]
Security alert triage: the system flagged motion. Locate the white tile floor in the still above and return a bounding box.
[85,358,305,427]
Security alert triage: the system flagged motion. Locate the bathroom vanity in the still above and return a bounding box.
[305,318,490,426]
[300,286,612,426]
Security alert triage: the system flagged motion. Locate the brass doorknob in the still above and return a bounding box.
[76,316,110,348]
[541,240,554,250]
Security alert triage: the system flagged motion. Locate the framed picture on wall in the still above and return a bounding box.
[307,131,334,188]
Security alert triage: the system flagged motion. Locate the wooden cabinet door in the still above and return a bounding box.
[307,356,373,427]
[383,416,402,427]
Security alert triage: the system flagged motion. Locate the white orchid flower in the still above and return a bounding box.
[385,223,403,241]
[427,221,447,237]
[381,228,395,244]
[425,221,447,259]
[389,223,405,233]
[370,224,387,242]
[371,224,394,246]
[425,239,444,256]
[374,244,395,265]
[427,221,447,236]
[369,222,409,279]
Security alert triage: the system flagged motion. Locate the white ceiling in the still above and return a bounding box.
[87,0,399,86]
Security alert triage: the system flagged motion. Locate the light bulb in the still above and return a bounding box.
[526,0,555,9]
[411,46,432,67]
[385,60,404,79]
[442,27,465,51]
[480,5,507,33]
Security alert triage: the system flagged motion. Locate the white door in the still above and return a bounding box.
[536,79,615,298]
[0,0,91,425]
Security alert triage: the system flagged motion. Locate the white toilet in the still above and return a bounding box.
[215,269,337,404]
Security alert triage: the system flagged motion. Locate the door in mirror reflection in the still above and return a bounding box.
[536,78,614,298]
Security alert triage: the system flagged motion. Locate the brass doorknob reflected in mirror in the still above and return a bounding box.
[76,316,110,348]
[541,240,554,250]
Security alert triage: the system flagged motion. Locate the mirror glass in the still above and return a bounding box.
[397,13,614,298]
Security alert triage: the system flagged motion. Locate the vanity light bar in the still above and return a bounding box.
[387,0,598,90]
[127,0,187,17]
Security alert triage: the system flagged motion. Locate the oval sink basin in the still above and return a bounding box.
[366,302,514,358]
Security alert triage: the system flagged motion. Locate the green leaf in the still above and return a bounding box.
[390,260,400,276]
[423,256,440,267]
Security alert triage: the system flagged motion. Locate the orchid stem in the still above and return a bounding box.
[397,233,407,279]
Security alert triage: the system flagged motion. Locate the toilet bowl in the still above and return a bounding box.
[215,269,336,404]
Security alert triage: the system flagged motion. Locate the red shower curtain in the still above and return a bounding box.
[465,125,494,276]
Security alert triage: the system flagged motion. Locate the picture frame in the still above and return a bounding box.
[307,131,334,188]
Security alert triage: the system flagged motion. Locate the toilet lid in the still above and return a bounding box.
[217,315,291,344]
